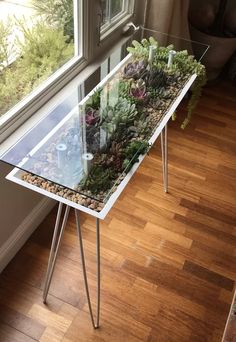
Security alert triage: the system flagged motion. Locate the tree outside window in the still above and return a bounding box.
[0,0,75,117]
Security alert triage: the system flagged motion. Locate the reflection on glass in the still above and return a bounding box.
[111,0,123,17]
[101,0,124,25]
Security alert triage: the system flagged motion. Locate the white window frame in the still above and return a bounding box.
[0,0,139,144]
[101,0,135,38]
[0,0,89,142]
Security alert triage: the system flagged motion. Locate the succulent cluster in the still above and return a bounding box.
[31,36,206,206]
[75,36,206,198]
[122,140,150,172]
[101,98,138,134]
[80,165,115,194]
[127,37,206,128]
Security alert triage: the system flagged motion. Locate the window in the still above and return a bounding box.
[101,0,135,37]
[0,0,84,133]
[102,0,126,24]
[0,0,136,142]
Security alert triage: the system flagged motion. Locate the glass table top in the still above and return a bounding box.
[0,27,209,206]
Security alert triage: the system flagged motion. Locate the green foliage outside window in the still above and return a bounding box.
[0,18,14,68]
[32,0,74,40]
[0,20,73,116]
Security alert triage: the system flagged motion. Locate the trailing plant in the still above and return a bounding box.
[182,66,207,129]
[173,51,207,128]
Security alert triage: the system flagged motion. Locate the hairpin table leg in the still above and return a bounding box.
[75,210,101,329]
[161,124,168,193]
[43,202,70,303]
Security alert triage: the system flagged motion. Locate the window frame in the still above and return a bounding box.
[101,0,135,38]
[0,0,139,144]
[0,0,88,142]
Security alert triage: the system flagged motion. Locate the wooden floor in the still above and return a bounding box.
[0,81,236,342]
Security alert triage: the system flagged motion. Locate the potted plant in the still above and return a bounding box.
[189,0,236,80]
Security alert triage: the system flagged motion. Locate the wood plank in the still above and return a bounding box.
[0,80,235,341]
[0,304,45,340]
[0,323,36,342]
[183,261,234,291]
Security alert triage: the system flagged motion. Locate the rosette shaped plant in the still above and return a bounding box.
[85,107,99,126]
[123,60,147,79]
[130,80,147,102]
[102,98,138,135]
[142,68,167,88]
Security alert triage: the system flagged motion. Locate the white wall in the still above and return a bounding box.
[0,162,55,272]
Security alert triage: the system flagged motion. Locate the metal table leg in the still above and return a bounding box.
[75,209,101,329]
[43,203,101,329]
[43,202,70,303]
[161,124,168,193]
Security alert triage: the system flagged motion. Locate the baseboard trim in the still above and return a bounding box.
[0,198,55,273]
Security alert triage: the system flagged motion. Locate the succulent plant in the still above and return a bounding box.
[127,37,158,59]
[148,97,161,110]
[109,141,124,171]
[85,107,99,125]
[123,60,147,79]
[122,140,150,172]
[102,98,138,135]
[80,165,115,194]
[128,118,151,138]
[141,68,167,88]
[118,79,132,97]
[86,89,102,110]
[85,125,102,153]
[130,79,148,102]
